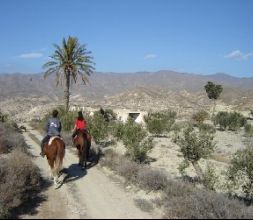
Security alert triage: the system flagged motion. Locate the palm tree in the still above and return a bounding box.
[43,36,95,111]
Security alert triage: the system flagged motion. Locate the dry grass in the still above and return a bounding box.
[0,122,41,218]
[134,199,154,213]
[0,123,27,154]
[100,149,253,219]
[0,150,41,218]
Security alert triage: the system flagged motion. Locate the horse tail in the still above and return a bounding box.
[53,139,65,175]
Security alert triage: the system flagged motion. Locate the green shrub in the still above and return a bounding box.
[178,126,216,181]
[144,110,176,136]
[121,119,153,163]
[244,123,253,137]
[87,111,109,144]
[0,111,8,123]
[214,111,247,131]
[202,163,219,191]
[227,145,253,200]
[110,121,125,141]
[213,111,230,130]
[228,112,247,131]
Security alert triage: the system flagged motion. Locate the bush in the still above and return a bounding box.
[0,123,28,154]
[178,126,215,181]
[227,145,253,200]
[144,110,176,136]
[164,188,253,219]
[101,151,168,191]
[101,151,253,218]
[0,150,41,218]
[214,111,247,131]
[228,112,247,131]
[192,110,209,125]
[0,111,8,123]
[213,111,230,130]
[202,163,219,191]
[111,121,125,141]
[87,111,109,144]
[244,123,253,137]
[137,168,168,191]
[198,123,216,134]
[119,119,153,163]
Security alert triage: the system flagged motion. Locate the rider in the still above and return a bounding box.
[40,109,62,157]
[72,111,91,158]
[72,111,87,138]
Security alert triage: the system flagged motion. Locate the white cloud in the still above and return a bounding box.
[225,50,253,61]
[144,54,157,60]
[19,52,43,59]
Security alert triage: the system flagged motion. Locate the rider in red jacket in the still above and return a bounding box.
[72,111,91,158]
[72,111,87,137]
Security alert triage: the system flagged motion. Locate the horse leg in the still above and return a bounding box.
[83,143,87,169]
[48,158,56,182]
[78,148,83,166]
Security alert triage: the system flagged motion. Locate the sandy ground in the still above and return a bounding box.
[110,127,248,189]
[20,124,157,219]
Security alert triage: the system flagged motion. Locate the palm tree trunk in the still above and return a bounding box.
[212,99,216,119]
[192,161,204,181]
[64,72,70,112]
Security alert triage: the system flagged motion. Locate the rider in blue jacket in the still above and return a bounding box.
[40,109,62,157]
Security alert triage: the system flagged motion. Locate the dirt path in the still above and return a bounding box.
[21,124,153,219]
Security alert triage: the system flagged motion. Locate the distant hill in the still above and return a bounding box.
[1,70,253,100]
[0,70,253,121]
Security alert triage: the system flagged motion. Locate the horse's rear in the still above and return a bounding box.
[44,137,65,186]
[73,130,90,169]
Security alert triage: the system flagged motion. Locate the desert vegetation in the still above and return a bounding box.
[0,119,41,219]
[144,110,176,136]
[26,78,253,218]
[204,81,223,117]
[100,150,253,219]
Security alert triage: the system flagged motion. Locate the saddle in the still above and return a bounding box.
[48,136,62,146]
[74,129,92,143]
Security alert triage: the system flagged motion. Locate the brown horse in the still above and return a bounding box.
[43,136,65,187]
[73,130,91,169]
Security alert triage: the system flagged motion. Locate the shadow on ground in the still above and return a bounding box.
[11,178,51,218]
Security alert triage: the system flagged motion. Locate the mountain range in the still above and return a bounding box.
[0,70,252,121]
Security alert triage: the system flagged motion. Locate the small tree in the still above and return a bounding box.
[178,126,216,180]
[113,119,153,163]
[227,146,253,200]
[204,81,223,117]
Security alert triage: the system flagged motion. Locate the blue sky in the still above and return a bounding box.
[0,0,252,77]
